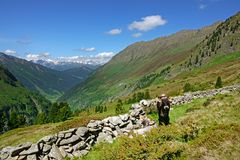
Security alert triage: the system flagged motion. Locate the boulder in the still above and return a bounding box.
[76,127,89,137]
[96,132,113,144]
[38,135,57,145]
[109,116,123,126]
[119,114,129,122]
[19,144,39,155]
[59,135,81,146]
[9,142,32,157]
[42,144,52,153]
[48,144,63,160]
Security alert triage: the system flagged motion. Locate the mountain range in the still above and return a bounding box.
[60,12,240,109]
[0,53,97,101]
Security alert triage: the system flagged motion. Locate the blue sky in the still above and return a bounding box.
[0,0,239,63]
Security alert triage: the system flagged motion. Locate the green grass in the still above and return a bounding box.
[79,91,240,160]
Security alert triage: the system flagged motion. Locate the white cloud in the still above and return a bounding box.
[26,52,51,61]
[2,49,17,55]
[132,33,142,38]
[106,28,122,35]
[26,51,115,65]
[199,4,207,9]
[80,47,96,52]
[128,15,167,31]
[26,54,40,61]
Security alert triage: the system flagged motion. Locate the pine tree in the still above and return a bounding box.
[215,76,223,88]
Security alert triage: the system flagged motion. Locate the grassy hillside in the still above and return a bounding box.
[0,66,51,133]
[0,53,95,101]
[80,92,240,160]
[61,22,220,108]
[61,12,240,109]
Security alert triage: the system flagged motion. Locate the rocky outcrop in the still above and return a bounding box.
[0,103,155,160]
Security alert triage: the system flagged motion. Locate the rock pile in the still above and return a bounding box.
[0,103,155,160]
[171,84,240,105]
[139,84,240,107]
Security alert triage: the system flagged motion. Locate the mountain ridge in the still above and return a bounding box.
[0,53,97,101]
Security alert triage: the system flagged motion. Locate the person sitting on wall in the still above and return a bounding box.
[157,94,171,125]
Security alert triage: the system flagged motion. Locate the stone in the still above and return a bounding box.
[119,121,130,128]
[140,100,150,107]
[65,146,73,153]
[9,142,32,157]
[108,116,123,126]
[65,132,72,139]
[48,144,64,160]
[133,125,157,135]
[19,144,39,155]
[119,114,129,122]
[96,132,113,144]
[126,121,134,130]
[76,127,89,137]
[85,135,95,143]
[102,117,110,124]
[102,127,112,133]
[87,120,102,128]
[79,149,89,156]
[59,147,67,158]
[38,135,57,145]
[131,104,141,110]
[42,144,52,153]
[57,133,65,139]
[73,141,87,151]
[115,126,123,135]
[72,151,82,157]
[112,130,118,137]
[26,154,37,160]
[59,135,81,146]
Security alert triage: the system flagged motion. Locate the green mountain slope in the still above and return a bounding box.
[61,12,240,109]
[0,53,95,101]
[0,65,51,133]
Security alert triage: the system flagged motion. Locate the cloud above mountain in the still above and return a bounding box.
[128,15,167,31]
[26,51,114,65]
[2,49,17,55]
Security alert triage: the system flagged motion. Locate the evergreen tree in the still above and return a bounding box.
[183,83,192,92]
[215,76,223,88]
[0,112,7,132]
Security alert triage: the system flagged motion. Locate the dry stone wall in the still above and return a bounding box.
[0,103,155,160]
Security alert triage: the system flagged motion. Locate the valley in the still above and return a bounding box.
[0,6,239,160]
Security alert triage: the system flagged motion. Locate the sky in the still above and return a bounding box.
[0,0,239,64]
